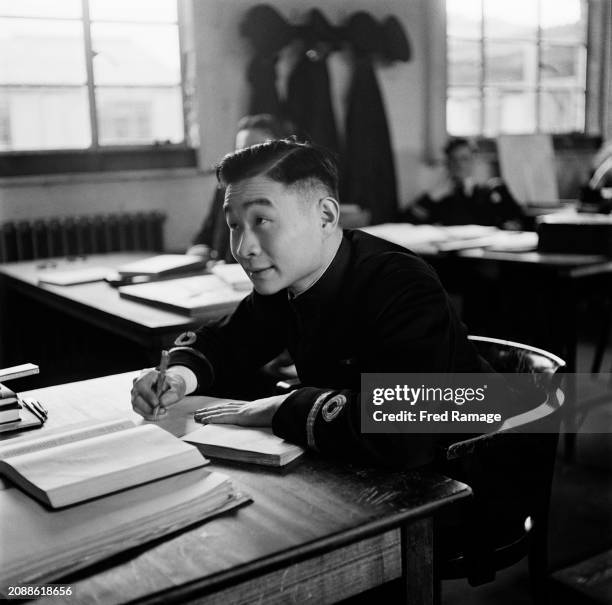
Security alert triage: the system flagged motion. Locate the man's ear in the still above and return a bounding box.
[318,197,340,233]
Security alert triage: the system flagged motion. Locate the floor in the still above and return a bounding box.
[443,340,612,605]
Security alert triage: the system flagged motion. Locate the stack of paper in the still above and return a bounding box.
[0,467,247,591]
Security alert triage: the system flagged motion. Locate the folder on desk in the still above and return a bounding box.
[118,275,246,317]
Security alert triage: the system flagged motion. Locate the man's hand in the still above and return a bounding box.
[131,368,187,420]
[194,393,293,427]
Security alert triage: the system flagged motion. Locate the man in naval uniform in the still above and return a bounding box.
[131,139,491,468]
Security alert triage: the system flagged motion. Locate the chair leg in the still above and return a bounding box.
[591,295,612,374]
[527,520,550,604]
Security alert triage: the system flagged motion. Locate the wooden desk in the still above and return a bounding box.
[0,254,224,385]
[2,373,471,604]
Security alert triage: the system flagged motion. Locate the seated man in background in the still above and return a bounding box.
[187,114,294,263]
[132,140,494,468]
[404,137,526,229]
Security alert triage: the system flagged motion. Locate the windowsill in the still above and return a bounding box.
[473,133,603,155]
[0,146,202,179]
[0,165,214,188]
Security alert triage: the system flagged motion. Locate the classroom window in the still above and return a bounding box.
[446,0,588,137]
[0,0,185,153]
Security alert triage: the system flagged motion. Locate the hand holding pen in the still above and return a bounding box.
[130,351,188,421]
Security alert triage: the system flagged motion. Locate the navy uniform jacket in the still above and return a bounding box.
[168,229,489,469]
[407,179,525,228]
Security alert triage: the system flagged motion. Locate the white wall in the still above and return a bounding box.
[0,170,215,252]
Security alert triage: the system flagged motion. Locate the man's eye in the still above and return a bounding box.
[228,222,239,231]
[255,217,270,226]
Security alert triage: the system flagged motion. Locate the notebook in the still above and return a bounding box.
[117,254,207,278]
[183,424,305,467]
[0,419,207,508]
[118,274,246,317]
[37,266,111,286]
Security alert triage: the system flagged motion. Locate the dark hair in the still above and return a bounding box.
[444,137,477,157]
[216,138,339,199]
[236,114,293,139]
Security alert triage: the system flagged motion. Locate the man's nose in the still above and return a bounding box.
[235,228,261,259]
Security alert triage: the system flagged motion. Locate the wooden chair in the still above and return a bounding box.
[437,335,566,603]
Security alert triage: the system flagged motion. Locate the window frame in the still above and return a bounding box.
[0,0,195,176]
[446,0,592,138]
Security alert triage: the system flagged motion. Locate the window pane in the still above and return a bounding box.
[483,0,537,38]
[447,88,481,135]
[539,89,585,133]
[540,0,586,43]
[540,44,586,87]
[0,0,80,18]
[446,0,481,39]
[92,23,180,86]
[485,41,537,86]
[0,87,90,150]
[448,39,481,86]
[484,88,536,135]
[0,18,86,85]
[90,0,177,23]
[96,87,183,145]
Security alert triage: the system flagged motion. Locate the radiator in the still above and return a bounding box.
[0,211,166,263]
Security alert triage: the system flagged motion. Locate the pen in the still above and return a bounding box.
[153,350,169,421]
[30,399,48,419]
[22,399,45,423]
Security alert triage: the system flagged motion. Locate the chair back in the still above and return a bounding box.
[439,335,566,585]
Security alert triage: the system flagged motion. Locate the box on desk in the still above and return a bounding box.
[537,214,612,256]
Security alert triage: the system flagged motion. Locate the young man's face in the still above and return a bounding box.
[224,176,326,295]
[447,145,475,181]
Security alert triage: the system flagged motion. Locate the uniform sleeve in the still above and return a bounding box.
[272,259,470,468]
[168,291,288,398]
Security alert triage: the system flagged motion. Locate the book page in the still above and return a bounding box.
[0,418,135,460]
[1,424,206,507]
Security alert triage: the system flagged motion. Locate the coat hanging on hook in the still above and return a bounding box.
[341,11,399,224]
[285,9,340,152]
[241,5,293,116]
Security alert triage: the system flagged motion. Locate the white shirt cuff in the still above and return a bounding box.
[167,365,198,395]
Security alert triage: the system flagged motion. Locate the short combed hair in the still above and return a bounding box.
[444,137,477,157]
[216,139,339,199]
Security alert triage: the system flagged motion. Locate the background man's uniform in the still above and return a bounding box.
[407,178,525,228]
[168,229,490,468]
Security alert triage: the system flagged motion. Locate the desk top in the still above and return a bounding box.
[3,373,471,604]
[0,253,207,336]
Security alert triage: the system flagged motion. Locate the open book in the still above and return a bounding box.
[0,418,207,508]
[211,263,252,291]
[183,424,305,467]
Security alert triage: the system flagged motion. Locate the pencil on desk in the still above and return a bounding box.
[156,350,169,400]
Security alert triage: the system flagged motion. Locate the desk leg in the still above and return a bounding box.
[401,518,434,605]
